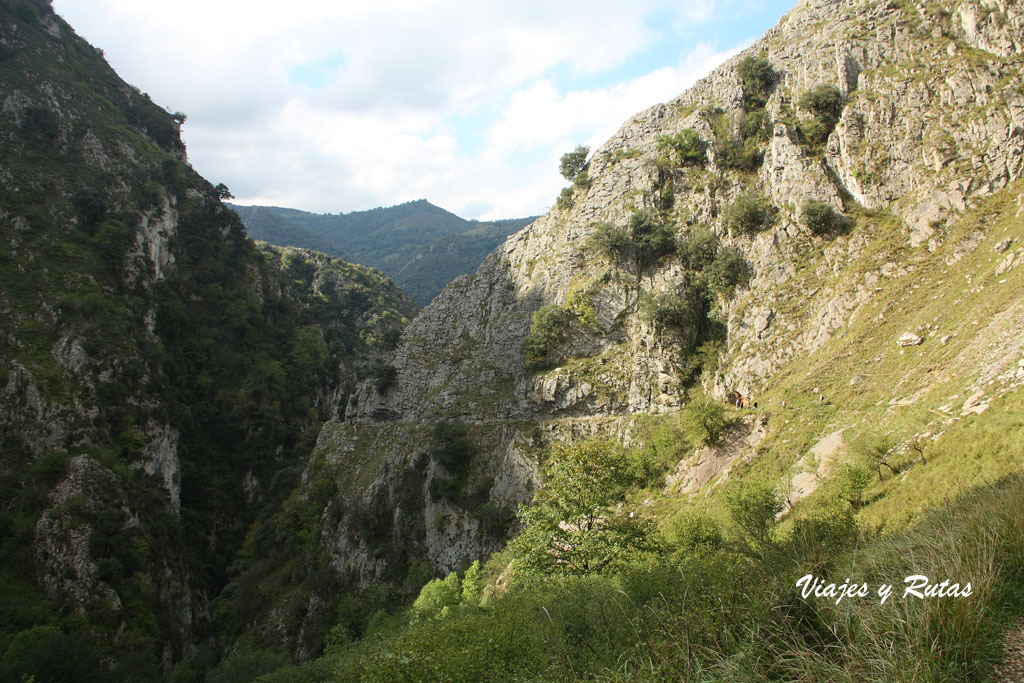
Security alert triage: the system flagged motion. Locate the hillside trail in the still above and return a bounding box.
[996,620,1024,682]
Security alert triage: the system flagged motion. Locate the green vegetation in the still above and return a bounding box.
[521,304,571,369]
[723,191,775,233]
[639,285,702,351]
[232,200,535,304]
[658,128,707,166]
[508,441,659,576]
[558,145,590,182]
[682,394,728,446]
[707,107,766,171]
[554,145,593,212]
[256,467,1024,681]
[800,83,845,146]
[588,209,676,278]
[736,53,778,108]
[428,422,474,503]
[802,198,840,234]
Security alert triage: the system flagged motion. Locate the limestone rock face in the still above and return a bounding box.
[314,0,1024,592]
[340,0,1024,429]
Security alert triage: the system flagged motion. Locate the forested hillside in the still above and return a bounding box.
[0,1,416,678]
[230,201,536,304]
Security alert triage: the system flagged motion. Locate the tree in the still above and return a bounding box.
[705,245,751,298]
[509,442,658,576]
[736,55,777,107]
[559,145,590,182]
[630,209,676,270]
[214,183,234,200]
[726,479,782,548]
[683,395,728,446]
[658,129,707,166]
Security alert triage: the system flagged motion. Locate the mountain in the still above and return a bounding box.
[5,0,1024,679]
[229,200,537,304]
[233,0,1024,677]
[0,1,417,679]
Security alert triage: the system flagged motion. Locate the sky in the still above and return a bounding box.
[51,0,795,220]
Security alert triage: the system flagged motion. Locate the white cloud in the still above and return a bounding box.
[50,0,771,219]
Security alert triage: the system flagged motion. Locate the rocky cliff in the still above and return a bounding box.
[0,1,417,677]
[295,0,1024,630]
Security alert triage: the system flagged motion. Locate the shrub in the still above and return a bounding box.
[725,479,782,548]
[411,572,462,619]
[19,106,59,147]
[555,186,575,211]
[736,54,777,107]
[800,84,844,127]
[722,192,773,233]
[639,288,701,351]
[530,304,570,345]
[801,199,838,234]
[665,511,724,555]
[677,228,720,270]
[628,208,676,272]
[430,422,472,474]
[682,395,728,446]
[589,221,630,261]
[71,187,106,228]
[369,362,397,393]
[559,145,590,182]
[521,335,549,369]
[658,129,707,166]
[706,245,751,297]
[522,304,572,369]
[509,441,658,576]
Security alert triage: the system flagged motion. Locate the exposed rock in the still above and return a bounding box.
[961,389,991,416]
[897,332,924,347]
[789,430,845,506]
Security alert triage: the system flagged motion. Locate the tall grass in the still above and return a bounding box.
[254,476,1024,681]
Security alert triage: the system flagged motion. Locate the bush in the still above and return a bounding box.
[521,335,549,369]
[736,54,777,107]
[522,304,572,369]
[589,221,630,261]
[19,106,59,147]
[369,362,397,393]
[658,129,707,166]
[722,192,773,233]
[559,145,590,182]
[628,208,676,272]
[639,288,701,351]
[800,84,844,127]
[665,511,724,555]
[801,199,838,234]
[706,245,751,297]
[509,442,658,576]
[682,395,728,446]
[412,572,462,619]
[531,304,570,345]
[556,186,575,211]
[430,422,472,474]
[725,479,782,548]
[677,228,720,270]
[71,187,106,228]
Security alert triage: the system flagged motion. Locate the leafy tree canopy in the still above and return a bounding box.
[559,145,590,182]
[509,442,659,576]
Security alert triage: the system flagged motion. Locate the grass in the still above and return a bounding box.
[249,472,1024,681]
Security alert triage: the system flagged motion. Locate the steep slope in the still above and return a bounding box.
[287,0,1024,635]
[0,2,417,678]
[231,200,536,303]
